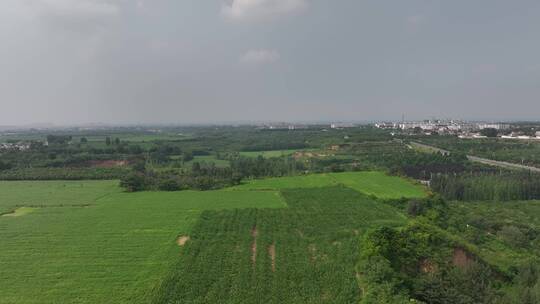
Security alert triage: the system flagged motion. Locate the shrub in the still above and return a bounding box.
[498,225,528,248]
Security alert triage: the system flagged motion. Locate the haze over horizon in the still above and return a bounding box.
[2,0,540,125]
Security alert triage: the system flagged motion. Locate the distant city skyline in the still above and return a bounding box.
[1,0,540,125]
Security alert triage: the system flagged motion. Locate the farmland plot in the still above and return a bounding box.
[0,182,284,304]
[152,186,407,304]
[231,171,427,199]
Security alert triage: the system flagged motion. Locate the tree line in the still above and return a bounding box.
[431,171,540,201]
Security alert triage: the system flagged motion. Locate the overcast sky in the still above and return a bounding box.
[1,0,539,125]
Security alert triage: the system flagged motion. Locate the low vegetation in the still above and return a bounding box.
[2,126,540,303]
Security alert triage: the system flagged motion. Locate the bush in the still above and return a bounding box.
[158,179,181,191]
[120,173,146,192]
[407,200,425,217]
[498,225,528,248]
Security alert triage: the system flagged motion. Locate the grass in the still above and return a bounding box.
[230,173,338,190]
[231,171,427,199]
[329,171,427,199]
[1,207,36,217]
[0,181,285,304]
[98,190,286,209]
[0,180,120,214]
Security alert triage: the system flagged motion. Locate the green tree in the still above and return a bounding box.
[120,173,146,192]
[480,128,498,137]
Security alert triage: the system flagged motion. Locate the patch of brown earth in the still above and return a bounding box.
[452,247,474,269]
[418,258,437,274]
[176,235,190,246]
[251,226,258,265]
[87,160,129,168]
[268,243,276,272]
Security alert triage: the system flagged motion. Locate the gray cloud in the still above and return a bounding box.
[240,49,280,65]
[221,0,307,22]
[1,0,540,125]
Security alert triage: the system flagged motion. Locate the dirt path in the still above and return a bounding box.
[268,243,276,272]
[251,226,258,265]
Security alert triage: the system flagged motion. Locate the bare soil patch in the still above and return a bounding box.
[251,226,258,265]
[452,247,474,268]
[418,258,437,273]
[268,243,276,272]
[86,160,129,168]
[176,235,190,246]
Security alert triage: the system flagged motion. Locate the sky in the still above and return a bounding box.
[1,0,540,125]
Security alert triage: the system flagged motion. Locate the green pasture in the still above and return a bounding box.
[231,171,427,199]
[0,181,284,304]
[0,180,120,214]
[330,171,427,199]
[230,173,338,190]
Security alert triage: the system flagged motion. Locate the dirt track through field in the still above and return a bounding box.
[268,243,276,272]
[251,226,258,265]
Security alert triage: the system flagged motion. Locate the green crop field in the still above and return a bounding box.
[0,180,120,214]
[153,186,407,303]
[330,171,427,199]
[230,173,339,190]
[0,171,425,303]
[231,171,427,199]
[0,181,285,304]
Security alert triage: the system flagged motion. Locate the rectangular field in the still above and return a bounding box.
[230,173,338,190]
[329,171,427,199]
[0,180,120,214]
[231,171,427,199]
[0,181,285,304]
[0,171,421,303]
[152,186,407,304]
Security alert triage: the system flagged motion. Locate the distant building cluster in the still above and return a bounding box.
[499,132,540,140]
[0,142,31,151]
[259,123,309,130]
[330,123,355,129]
[374,119,540,140]
[259,122,357,130]
[375,119,483,134]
